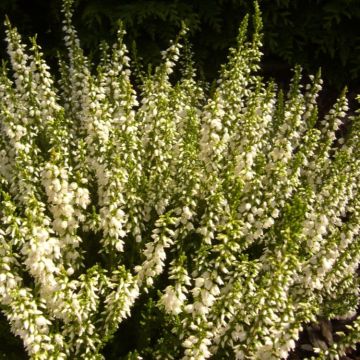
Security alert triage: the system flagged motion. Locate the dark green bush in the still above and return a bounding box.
[0,0,359,88]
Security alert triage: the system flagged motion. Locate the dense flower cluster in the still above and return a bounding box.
[0,1,359,359]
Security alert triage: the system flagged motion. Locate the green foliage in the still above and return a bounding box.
[72,0,360,86]
[261,0,360,86]
[1,0,359,87]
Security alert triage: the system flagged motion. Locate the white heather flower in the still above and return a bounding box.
[0,4,359,359]
[160,286,184,315]
[231,324,247,342]
[35,316,50,328]
[210,118,222,131]
[263,217,274,229]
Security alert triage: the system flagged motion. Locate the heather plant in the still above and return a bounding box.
[0,0,359,359]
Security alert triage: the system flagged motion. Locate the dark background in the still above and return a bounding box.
[0,0,360,90]
[0,0,360,358]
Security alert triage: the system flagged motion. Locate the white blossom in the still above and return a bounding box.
[0,2,359,359]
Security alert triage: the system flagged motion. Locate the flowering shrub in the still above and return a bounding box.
[0,0,359,359]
